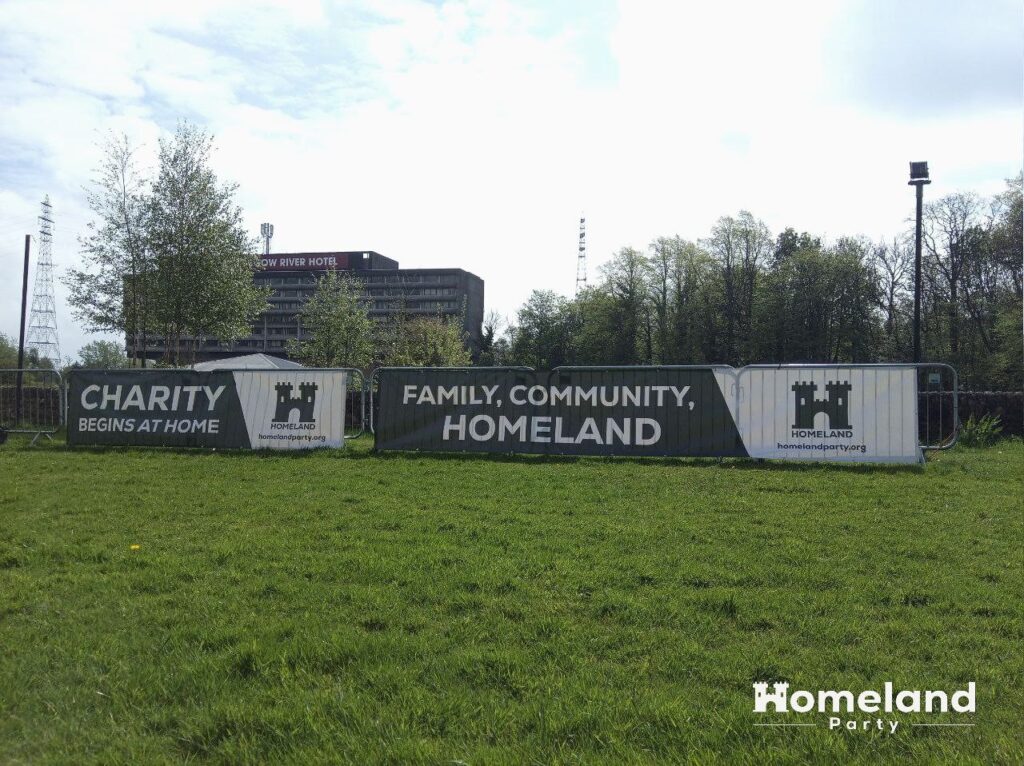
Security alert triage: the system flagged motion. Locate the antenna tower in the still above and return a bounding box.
[261,222,274,255]
[575,215,587,295]
[26,196,60,365]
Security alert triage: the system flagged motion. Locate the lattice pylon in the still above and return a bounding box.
[575,215,587,296]
[26,196,61,366]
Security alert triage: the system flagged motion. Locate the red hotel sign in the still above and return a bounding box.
[259,253,353,270]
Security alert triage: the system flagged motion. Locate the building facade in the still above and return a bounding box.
[141,251,484,362]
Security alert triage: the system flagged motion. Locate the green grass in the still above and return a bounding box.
[1,437,1022,764]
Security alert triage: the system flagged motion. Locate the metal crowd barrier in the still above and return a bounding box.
[738,363,958,451]
[0,368,64,445]
[737,362,959,451]
[915,363,960,449]
[0,363,961,452]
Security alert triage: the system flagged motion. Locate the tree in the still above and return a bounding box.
[0,334,54,372]
[985,174,1024,388]
[752,238,880,363]
[65,124,269,367]
[923,192,985,361]
[287,271,374,368]
[477,310,510,366]
[64,132,152,365]
[76,340,129,369]
[702,212,772,364]
[0,333,18,368]
[569,286,618,365]
[870,237,913,358]
[772,228,821,267]
[383,315,472,367]
[507,290,576,368]
[660,238,714,363]
[600,247,651,364]
[147,123,269,364]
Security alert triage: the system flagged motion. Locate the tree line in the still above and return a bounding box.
[483,180,1022,391]
[56,122,1021,389]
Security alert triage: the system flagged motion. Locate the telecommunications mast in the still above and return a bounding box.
[575,215,587,295]
[260,222,274,255]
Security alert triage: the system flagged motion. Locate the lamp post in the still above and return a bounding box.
[908,161,931,363]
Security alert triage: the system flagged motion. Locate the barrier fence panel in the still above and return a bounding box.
[67,368,352,450]
[343,368,367,439]
[735,364,923,464]
[916,364,959,449]
[372,363,959,463]
[0,368,64,444]
[372,365,745,457]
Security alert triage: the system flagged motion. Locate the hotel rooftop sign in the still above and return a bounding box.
[259,253,354,270]
[257,251,398,272]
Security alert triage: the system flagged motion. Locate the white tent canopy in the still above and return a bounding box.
[192,353,304,371]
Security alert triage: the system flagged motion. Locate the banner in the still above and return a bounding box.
[374,366,923,463]
[67,370,347,450]
[374,367,746,457]
[736,366,920,463]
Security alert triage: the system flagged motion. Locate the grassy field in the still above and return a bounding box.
[1,437,1022,764]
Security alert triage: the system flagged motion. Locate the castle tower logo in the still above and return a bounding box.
[273,381,318,424]
[791,380,852,431]
[754,682,790,713]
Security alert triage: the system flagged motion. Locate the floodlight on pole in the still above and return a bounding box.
[908,162,931,363]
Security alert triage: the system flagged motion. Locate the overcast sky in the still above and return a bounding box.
[1,0,1020,360]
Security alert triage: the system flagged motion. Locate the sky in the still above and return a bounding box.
[1,0,1021,362]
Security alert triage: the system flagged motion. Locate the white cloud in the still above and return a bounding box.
[0,0,1019,361]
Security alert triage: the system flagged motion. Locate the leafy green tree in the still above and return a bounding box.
[288,271,374,368]
[0,333,55,371]
[76,340,129,369]
[569,287,618,365]
[650,237,714,363]
[601,247,651,364]
[0,333,17,368]
[772,228,821,267]
[477,310,510,366]
[380,315,472,367]
[507,290,576,368]
[985,174,1023,388]
[752,238,880,363]
[63,132,152,365]
[147,123,269,364]
[869,237,913,360]
[702,212,772,364]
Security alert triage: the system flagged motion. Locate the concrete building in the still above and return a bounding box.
[142,251,484,361]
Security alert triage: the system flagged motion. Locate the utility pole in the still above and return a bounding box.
[16,235,30,426]
[908,162,931,363]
